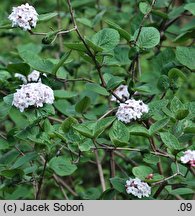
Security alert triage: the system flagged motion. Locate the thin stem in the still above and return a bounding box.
[98,108,117,120]
[48,116,63,123]
[53,174,78,197]
[36,155,48,200]
[57,0,63,52]
[57,27,77,35]
[94,149,106,192]
[135,0,156,43]
[28,30,47,35]
[152,173,178,186]
[66,0,124,103]
[110,150,115,178]
[153,183,166,198]
[65,78,95,83]
[53,176,69,199]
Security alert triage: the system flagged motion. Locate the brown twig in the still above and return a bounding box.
[94,149,106,192]
[36,155,48,199]
[66,0,124,103]
[53,174,78,197]
[110,150,115,178]
[135,0,156,43]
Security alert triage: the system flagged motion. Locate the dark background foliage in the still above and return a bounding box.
[0,0,194,200]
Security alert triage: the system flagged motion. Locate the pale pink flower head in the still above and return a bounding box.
[8,3,38,31]
[181,150,195,167]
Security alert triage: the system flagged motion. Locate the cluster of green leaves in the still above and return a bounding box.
[0,0,194,200]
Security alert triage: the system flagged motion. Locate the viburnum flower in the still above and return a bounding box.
[8,3,38,31]
[180,150,195,167]
[15,73,27,84]
[125,178,151,199]
[15,70,46,83]
[111,85,130,102]
[116,99,149,124]
[12,82,54,112]
[27,70,42,82]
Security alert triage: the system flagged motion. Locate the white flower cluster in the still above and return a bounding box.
[15,70,44,83]
[125,178,151,199]
[12,83,54,112]
[27,70,42,82]
[8,3,38,31]
[111,85,130,102]
[116,99,149,124]
[180,150,195,167]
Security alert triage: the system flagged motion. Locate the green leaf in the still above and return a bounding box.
[100,189,116,200]
[92,10,106,26]
[0,102,11,120]
[71,0,95,8]
[106,76,124,90]
[134,27,160,49]
[86,83,109,96]
[139,2,151,15]
[128,124,150,137]
[170,188,194,195]
[54,90,77,99]
[7,63,30,76]
[73,117,115,138]
[91,28,120,51]
[152,10,168,19]
[170,96,185,113]
[160,132,183,150]
[105,20,131,41]
[79,139,94,152]
[77,18,93,28]
[184,3,195,15]
[132,166,153,180]
[0,138,9,150]
[175,109,189,120]
[38,12,58,22]
[85,38,104,52]
[75,96,91,113]
[109,120,130,146]
[157,75,170,91]
[17,44,53,74]
[1,169,24,179]
[52,51,72,74]
[54,99,74,116]
[49,156,77,176]
[0,24,13,29]
[168,68,187,81]
[73,123,94,138]
[143,154,159,165]
[149,118,170,135]
[176,47,195,70]
[61,117,78,133]
[17,43,42,54]
[65,43,87,52]
[11,152,37,169]
[3,94,14,106]
[104,46,131,66]
[110,177,126,194]
[94,116,116,137]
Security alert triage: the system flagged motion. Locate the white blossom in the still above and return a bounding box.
[27,70,41,82]
[180,150,195,167]
[8,3,38,31]
[15,73,27,84]
[116,99,149,124]
[15,70,46,84]
[12,83,54,112]
[125,178,151,199]
[111,85,130,102]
